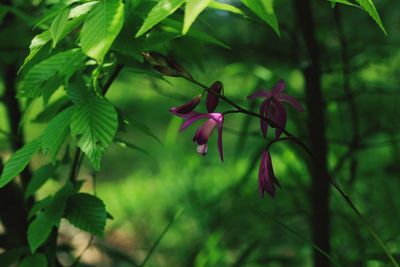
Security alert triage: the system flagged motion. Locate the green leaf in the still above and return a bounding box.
[20,253,47,267]
[114,138,152,158]
[71,97,118,170]
[80,0,125,62]
[50,7,71,48]
[65,193,107,237]
[183,0,212,35]
[161,18,230,49]
[33,97,71,123]
[136,0,185,37]
[25,163,59,199]
[0,247,27,267]
[208,1,245,15]
[28,196,52,220]
[28,183,74,253]
[19,31,51,73]
[19,49,85,98]
[0,139,42,188]
[354,0,386,35]
[41,106,76,161]
[330,0,359,6]
[241,0,280,36]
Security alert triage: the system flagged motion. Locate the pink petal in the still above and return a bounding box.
[277,94,304,112]
[193,119,217,145]
[217,125,224,162]
[271,100,287,138]
[179,112,210,132]
[270,79,286,96]
[259,99,270,138]
[247,90,273,100]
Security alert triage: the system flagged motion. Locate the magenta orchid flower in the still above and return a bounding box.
[178,112,224,161]
[206,81,223,112]
[247,79,304,138]
[169,95,201,117]
[259,150,281,198]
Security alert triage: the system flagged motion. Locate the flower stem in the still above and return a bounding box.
[187,77,399,267]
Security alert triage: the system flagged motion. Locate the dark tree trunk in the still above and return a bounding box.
[293,1,331,267]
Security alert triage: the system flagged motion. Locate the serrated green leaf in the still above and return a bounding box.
[183,0,212,35]
[354,0,386,35]
[65,193,107,237]
[71,97,118,170]
[80,0,124,62]
[25,163,59,199]
[241,0,280,37]
[20,253,47,267]
[0,139,42,188]
[161,18,229,49]
[42,75,63,105]
[19,31,51,73]
[41,106,75,161]
[66,76,90,104]
[50,7,70,48]
[136,0,185,37]
[28,183,74,253]
[19,49,85,98]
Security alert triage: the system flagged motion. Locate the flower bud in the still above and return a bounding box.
[206,81,223,113]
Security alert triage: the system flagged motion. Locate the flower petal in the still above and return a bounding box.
[270,79,286,96]
[277,93,304,112]
[271,100,287,138]
[266,151,278,197]
[247,90,273,100]
[259,99,270,138]
[217,125,224,162]
[206,81,223,113]
[193,119,217,145]
[179,112,210,132]
[170,95,201,117]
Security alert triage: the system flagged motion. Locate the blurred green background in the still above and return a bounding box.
[1,0,400,266]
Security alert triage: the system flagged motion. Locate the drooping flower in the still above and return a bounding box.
[169,95,201,117]
[141,51,193,80]
[178,112,224,161]
[247,79,304,138]
[258,150,281,198]
[206,81,223,112]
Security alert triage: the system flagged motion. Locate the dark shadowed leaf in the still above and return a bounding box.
[65,193,107,237]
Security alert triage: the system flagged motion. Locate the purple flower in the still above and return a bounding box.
[178,112,224,161]
[247,79,304,138]
[169,95,201,117]
[206,81,223,112]
[258,150,281,198]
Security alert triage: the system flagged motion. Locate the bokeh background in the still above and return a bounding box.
[1,0,399,266]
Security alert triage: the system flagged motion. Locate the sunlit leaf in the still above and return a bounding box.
[49,6,70,48]
[19,49,85,98]
[80,0,124,62]
[241,0,280,36]
[208,1,245,15]
[136,0,185,37]
[0,138,42,188]
[183,0,212,35]
[71,97,118,170]
[354,0,386,35]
